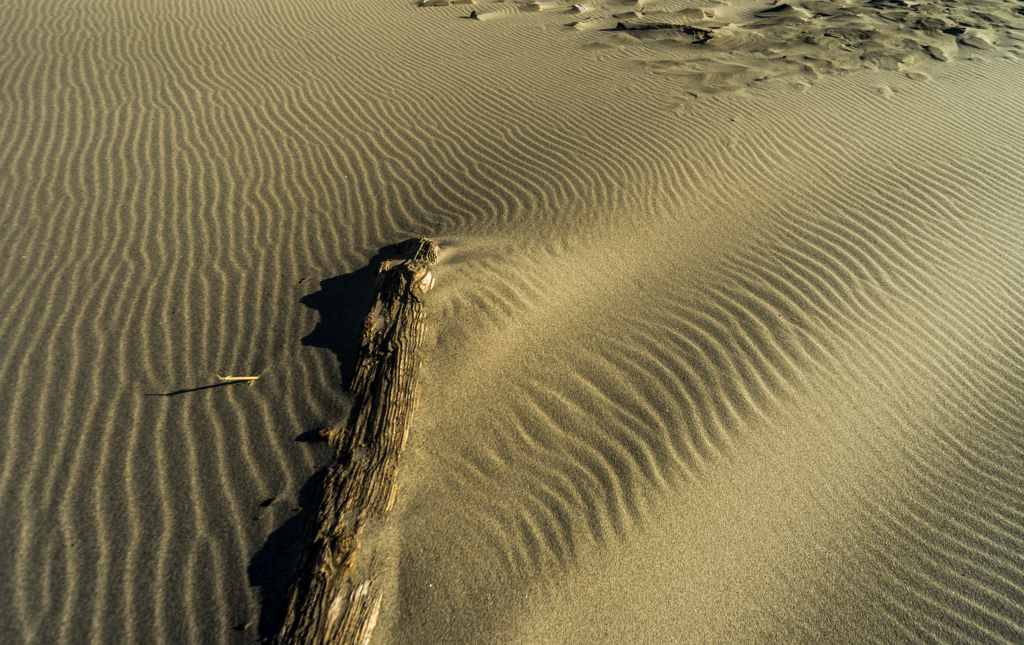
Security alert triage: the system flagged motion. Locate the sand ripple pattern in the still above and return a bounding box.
[2,0,1024,642]
[0,0,750,641]
[0,0,608,641]
[395,67,1024,643]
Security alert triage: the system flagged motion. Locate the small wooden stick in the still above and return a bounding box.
[216,374,260,386]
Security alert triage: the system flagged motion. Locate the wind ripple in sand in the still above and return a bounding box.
[0,0,722,640]
[2,0,1024,642]
[391,66,1024,643]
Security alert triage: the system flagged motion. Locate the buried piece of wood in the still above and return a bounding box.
[272,238,439,645]
[617,21,715,38]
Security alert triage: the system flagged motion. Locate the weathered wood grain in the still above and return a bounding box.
[273,238,440,645]
[617,21,715,38]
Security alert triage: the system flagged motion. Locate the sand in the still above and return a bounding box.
[2,0,1024,642]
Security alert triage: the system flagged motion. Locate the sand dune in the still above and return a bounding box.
[1,0,1024,643]
[387,61,1024,643]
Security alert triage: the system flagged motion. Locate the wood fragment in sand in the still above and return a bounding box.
[617,21,715,38]
[272,237,440,645]
[216,374,260,386]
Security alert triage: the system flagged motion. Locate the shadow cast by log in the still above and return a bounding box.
[299,246,398,387]
[248,467,329,638]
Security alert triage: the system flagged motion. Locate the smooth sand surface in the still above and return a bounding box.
[3,0,1024,643]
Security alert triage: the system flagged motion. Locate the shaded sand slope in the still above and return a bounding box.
[1,0,1024,644]
[387,58,1024,643]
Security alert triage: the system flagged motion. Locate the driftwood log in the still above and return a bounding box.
[273,238,440,645]
[617,21,715,38]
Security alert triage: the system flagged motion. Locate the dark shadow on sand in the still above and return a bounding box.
[298,245,398,388]
[145,381,243,396]
[247,467,329,637]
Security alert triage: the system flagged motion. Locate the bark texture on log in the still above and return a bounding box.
[273,238,439,645]
[617,21,715,37]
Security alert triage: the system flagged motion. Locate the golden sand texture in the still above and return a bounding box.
[1,0,1024,643]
